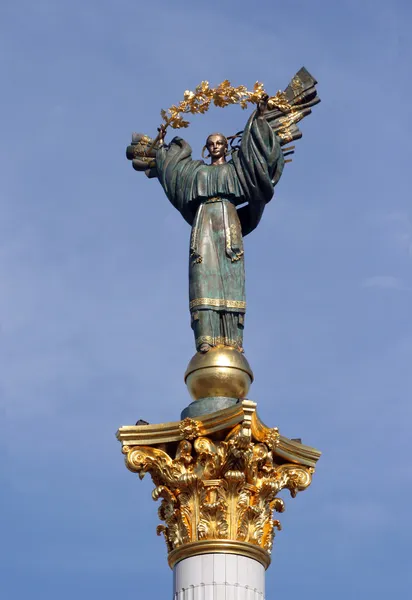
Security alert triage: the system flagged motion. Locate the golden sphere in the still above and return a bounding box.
[185,347,254,401]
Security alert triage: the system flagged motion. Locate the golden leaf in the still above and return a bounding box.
[253,81,265,92]
[199,81,210,93]
[172,117,190,129]
[183,90,195,101]
[268,90,290,112]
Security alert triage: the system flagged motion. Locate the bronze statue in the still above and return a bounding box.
[127,68,320,355]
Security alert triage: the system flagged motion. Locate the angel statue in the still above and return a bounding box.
[126,68,320,354]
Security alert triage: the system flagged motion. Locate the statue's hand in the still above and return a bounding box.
[157,124,167,144]
[257,93,269,117]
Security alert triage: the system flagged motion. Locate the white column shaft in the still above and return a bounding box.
[173,554,265,600]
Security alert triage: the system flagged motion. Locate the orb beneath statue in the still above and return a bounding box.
[185,347,254,402]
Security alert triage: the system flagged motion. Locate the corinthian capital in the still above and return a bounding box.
[117,400,320,569]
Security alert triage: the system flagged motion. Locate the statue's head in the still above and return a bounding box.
[204,133,228,164]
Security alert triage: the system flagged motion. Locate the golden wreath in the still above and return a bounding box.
[160,80,291,131]
[127,69,320,165]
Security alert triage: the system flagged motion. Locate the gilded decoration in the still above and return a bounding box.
[119,401,318,568]
[264,427,280,450]
[189,298,247,310]
[120,68,322,570]
[179,417,201,440]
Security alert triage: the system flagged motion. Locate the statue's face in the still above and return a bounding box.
[206,134,227,160]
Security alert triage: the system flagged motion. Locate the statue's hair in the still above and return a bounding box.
[206,132,228,146]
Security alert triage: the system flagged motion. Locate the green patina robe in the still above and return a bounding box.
[155,111,284,351]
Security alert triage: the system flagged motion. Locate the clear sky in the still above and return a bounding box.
[1,1,411,598]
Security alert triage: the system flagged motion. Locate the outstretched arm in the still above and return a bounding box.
[155,136,202,226]
[232,97,284,236]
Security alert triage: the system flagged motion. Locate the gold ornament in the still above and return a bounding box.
[267,90,291,112]
[160,80,266,131]
[184,347,253,401]
[118,400,320,569]
[179,418,201,440]
[264,427,280,450]
[158,79,297,135]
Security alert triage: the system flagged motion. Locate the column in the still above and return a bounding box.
[173,554,265,600]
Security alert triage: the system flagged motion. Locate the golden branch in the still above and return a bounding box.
[160,80,292,131]
[145,80,294,154]
[161,80,260,130]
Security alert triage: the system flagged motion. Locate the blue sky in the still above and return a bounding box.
[1,0,411,598]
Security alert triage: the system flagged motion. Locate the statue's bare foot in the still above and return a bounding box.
[199,343,212,353]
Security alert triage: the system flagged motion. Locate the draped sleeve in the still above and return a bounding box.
[232,111,284,236]
[156,137,203,226]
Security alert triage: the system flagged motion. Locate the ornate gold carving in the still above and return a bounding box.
[264,427,280,450]
[190,298,246,310]
[122,410,315,567]
[179,418,201,440]
[117,400,321,467]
